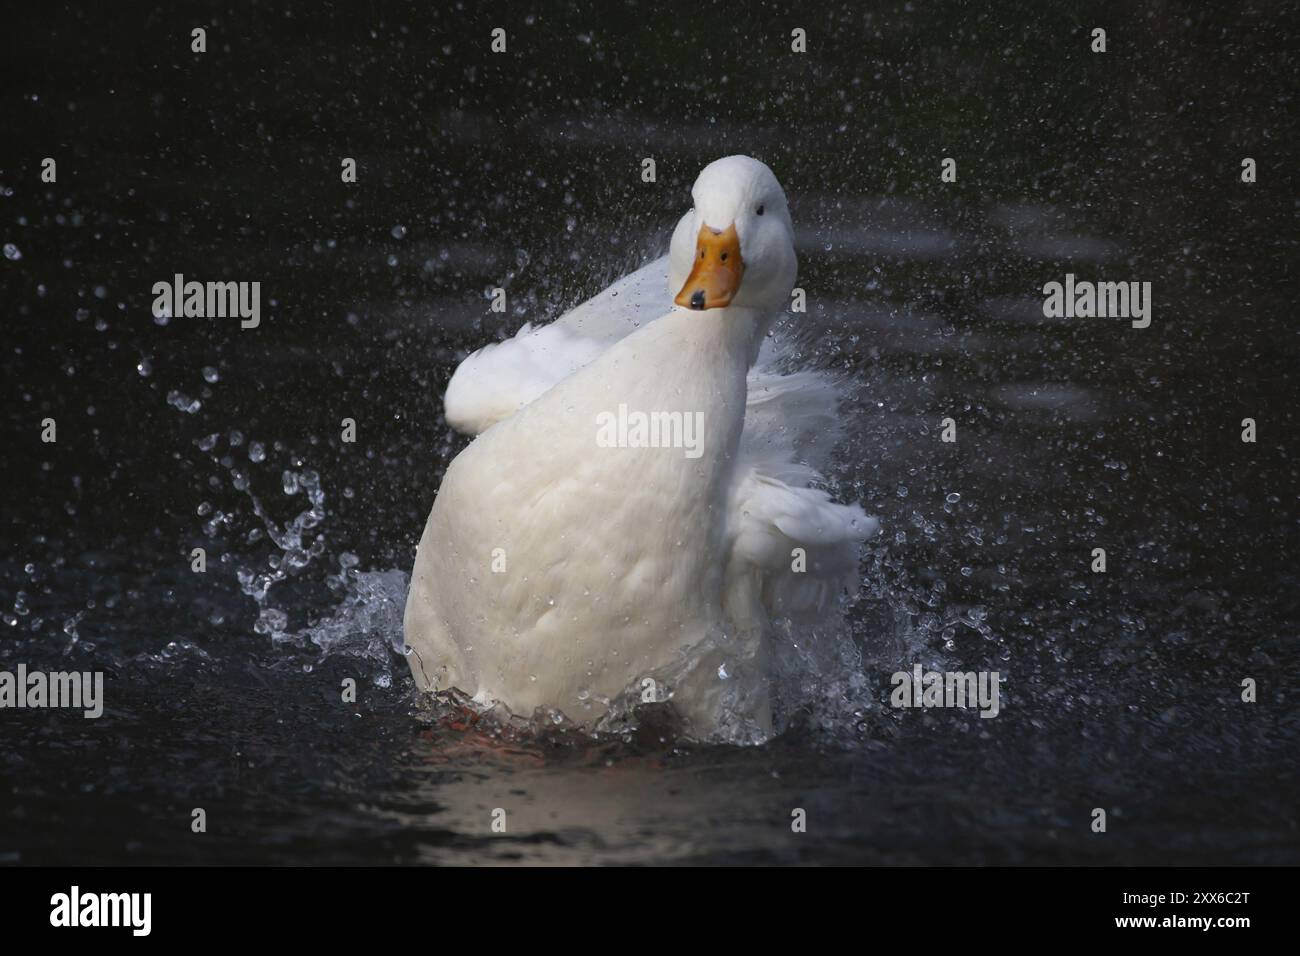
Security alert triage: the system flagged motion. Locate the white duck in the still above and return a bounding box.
[404,156,878,740]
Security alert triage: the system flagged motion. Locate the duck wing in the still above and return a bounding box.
[723,364,879,629]
[443,257,669,434]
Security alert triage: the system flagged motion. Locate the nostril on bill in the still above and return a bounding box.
[689,290,706,309]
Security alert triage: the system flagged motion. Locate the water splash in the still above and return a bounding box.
[184,426,409,678]
[299,563,408,673]
[233,467,327,641]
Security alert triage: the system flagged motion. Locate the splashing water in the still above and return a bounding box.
[232,467,327,640]
[181,420,410,682]
[174,325,989,749]
[301,564,408,674]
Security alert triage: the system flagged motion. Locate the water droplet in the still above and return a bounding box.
[3,243,22,261]
[166,390,201,414]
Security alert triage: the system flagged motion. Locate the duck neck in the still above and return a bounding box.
[626,305,762,467]
[705,304,772,368]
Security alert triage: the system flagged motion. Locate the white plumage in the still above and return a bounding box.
[404,156,878,739]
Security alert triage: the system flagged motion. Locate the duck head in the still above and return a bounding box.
[669,156,797,315]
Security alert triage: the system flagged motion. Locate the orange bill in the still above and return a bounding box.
[674,223,744,310]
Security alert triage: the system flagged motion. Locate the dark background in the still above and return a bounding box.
[0,0,1297,864]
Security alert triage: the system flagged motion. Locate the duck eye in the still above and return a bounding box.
[756,204,765,216]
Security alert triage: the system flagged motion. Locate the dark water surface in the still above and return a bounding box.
[2,2,1298,864]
